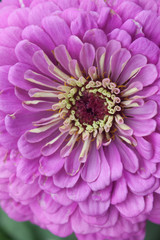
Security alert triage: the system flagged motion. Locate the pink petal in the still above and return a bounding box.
[0,26,22,48]
[129,37,159,64]
[88,147,110,191]
[67,35,83,60]
[71,12,97,39]
[125,100,157,120]
[130,64,158,87]
[126,172,156,195]
[79,43,95,74]
[15,39,40,65]
[0,88,21,114]
[126,118,156,137]
[16,157,39,184]
[71,209,100,234]
[53,167,80,188]
[104,142,123,181]
[83,28,107,48]
[81,142,101,183]
[42,16,71,46]
[104,40,121,77]
[79,195,110,216]
[135,136,153,160]
[116,192,145,218]
[8,8,29,28]
[67,179,91,202]
[111,48,131,82]
[117,54,147,85]
[108,29,131,48]
[64,141,82,176]
[22,25,55,60]
[116,1,142,21]
[117,139,139,173]
[39,150,65,176]
[28,2,60,27]
[0,46,17,66]
[111,177,128,204]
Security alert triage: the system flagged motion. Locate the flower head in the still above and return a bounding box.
[0,0,160,239]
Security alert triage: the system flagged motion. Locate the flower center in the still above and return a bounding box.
[73,91,108,125]
[54,77,122,139]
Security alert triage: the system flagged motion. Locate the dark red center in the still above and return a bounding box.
[73,91,108,125]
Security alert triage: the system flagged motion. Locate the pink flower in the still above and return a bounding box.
[0,0,160,239]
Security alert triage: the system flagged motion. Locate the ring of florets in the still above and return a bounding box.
[53,76,123,142]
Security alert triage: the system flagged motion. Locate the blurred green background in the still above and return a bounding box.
[0,208,160,240]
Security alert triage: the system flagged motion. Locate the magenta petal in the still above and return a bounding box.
[149,193,160,224]
[51,189,73,206]
[71,12,97,39]
[104,142,123,181]
[64,142,82,176]
[18,134,45,159]
[71,209,100,234]
[41,132,68,156]
[25,123,60,143]
[126,172,156,195]
[22,25,55,60]
[47,222,72,238]
[148,133,160,163]
[104,40,121,77]
[48,203,77,225]
[117,54,147,85]
[0,65,12,89]
[79,195,110,216]
[135,136,153,160]
[92,185,112,202]
[117,139,139,173]
[67,179,91,202]
[5,110,47,137]
[98,7,122,34]
[83,28,107,48]
[29,2,60,27]
[108,29,131,48]
[126,118,156,137]
[129,37,159,64]
[39,150,64,176]
[67,35,83,60]
[81,142,101,183]
[111,48,131,82]
[15,40,40,65]
[9,175,41,202]
[8,8,29,28]
[16,157,39,184]
[0,26,22,48]
[111,177,128,204]
[55,0,79,10]
[0,46,17,66]
[131,64,158,87]
[116,192,145,218]
[117,1,142,21]
[39,176,60,194]
[53,167,80,188]
[8,63,36,90]
[80,43,95,74]
[0,5,17,28]
[54,45,71,73]
[0,88,21,114]
[88,147,110,191]
[42,16,71,46]
[0,119,18,149]
[125,100,157,120]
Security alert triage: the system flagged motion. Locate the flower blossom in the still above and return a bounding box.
[0,0,160,239]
